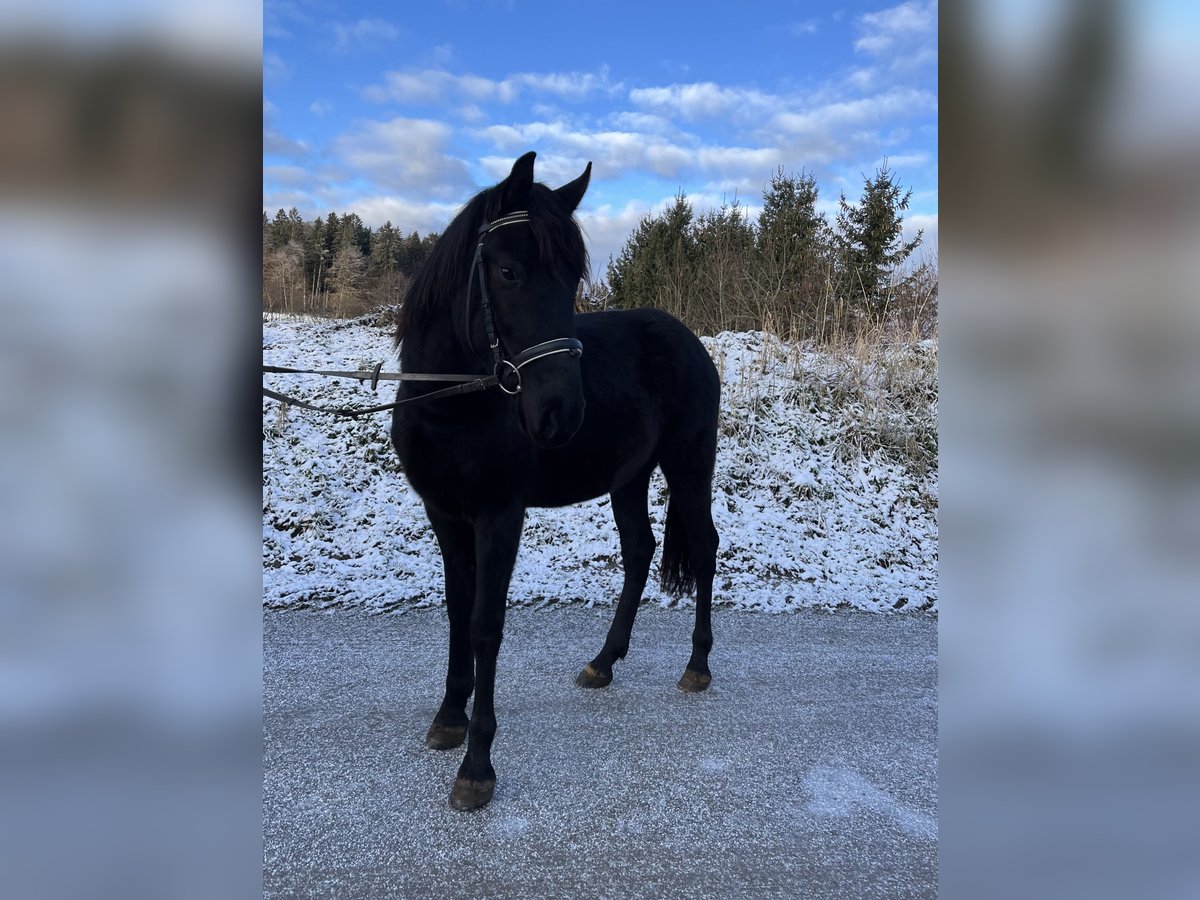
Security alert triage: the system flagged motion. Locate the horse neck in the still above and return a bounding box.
[399,292,486,376]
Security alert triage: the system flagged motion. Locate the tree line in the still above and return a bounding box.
[601,163,935,341]
[264,162,936,341]
[262,209,440,318]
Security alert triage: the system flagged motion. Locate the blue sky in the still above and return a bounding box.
[264,0,937,271]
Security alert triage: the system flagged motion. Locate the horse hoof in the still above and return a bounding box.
[425,723,467,751]
[575,664,613,689]
[677,669,712,693]
[450,778,495,811]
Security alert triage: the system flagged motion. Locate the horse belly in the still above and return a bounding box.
[527,436,654,508]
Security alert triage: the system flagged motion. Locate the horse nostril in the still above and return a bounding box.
[539,405,560,438]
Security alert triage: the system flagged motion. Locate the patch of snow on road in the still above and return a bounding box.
[263,314,938,614]
[803,765,938,841]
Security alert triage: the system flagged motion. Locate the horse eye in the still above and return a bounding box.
[499,267,517,282]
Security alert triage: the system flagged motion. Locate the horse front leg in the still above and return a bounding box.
[450,503,525,811]
[425,506,475,750]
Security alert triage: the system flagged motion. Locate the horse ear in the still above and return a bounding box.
[501,151,537,208]
[554,161,592,213]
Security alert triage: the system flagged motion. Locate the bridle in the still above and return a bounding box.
[261,210,583,417]
[466,210,583,396]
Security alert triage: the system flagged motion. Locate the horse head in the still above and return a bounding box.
[479,151,592,448]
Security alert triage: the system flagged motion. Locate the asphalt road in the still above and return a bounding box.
[264,605,937,899]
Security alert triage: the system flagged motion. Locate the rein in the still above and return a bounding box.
[262,209,582,418]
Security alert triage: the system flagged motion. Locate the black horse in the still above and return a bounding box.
[391,152,720,810]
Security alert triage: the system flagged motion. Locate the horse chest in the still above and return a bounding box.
[394,414,528,511]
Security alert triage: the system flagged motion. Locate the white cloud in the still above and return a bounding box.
[363,67,619,106]
[855,0,937,56]
[513,70,614,99]
[263,94,307,159]
[264,165,313,187]
[902,212,937,250]
[264,129,307,159]
[608,111,681,136]
[331,17,399,52]
[342,197,463,235]
[364,70,456,104]
[695,146,781,176]
[476,119,787,190]
[905,212,938,233]
[790,19,819,36]
[332,118,472,198]
[264,51,291,83]
[876,152,930,170]
[477,122,691,179]
[769,87,937,162]
[847,67,878,91]
[578,201,651,267]
[264,190,318,215]
[309,99,332,117]
[629,81,773,121]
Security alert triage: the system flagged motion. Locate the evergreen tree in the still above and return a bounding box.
[304,216,331,301]
[399,231,425,276]
[835,163,923,317]
[268,208,293,248]
[337,212,369,256]
[607,192,695,316]
[322,212,340,256]
[370,221,401,274]
[756,169,829,284]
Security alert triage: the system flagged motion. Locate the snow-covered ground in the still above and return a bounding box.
[263,314,937,614]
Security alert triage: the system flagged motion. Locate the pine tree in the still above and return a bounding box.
[323,212,340,255]
[370,221,400,274]
[337,212,369,256]
[756,169,829,286]
[607,192,696,319]
[835,163,923,317]
[399,231,426,276]
[269,208,292,248]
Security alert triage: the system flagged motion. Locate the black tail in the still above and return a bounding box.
[659,498,695,596]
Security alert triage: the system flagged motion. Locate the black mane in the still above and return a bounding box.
[395,181,590,346]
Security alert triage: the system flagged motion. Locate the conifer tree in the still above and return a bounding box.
[757,169,829,286]
[835,163,923,317]
[607,192,695,316]
[370,221,400,274]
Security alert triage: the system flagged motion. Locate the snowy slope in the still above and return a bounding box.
[263,314,938,614]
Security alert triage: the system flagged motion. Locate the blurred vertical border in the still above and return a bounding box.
[0,3,262,898]
[941,1,1200,897]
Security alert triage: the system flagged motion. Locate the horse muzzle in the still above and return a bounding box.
[525,395,585,448]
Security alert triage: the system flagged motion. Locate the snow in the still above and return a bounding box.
[263,314,938,614]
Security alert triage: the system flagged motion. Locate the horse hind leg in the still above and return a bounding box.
[659,457,719,693]
[576,468,655,689]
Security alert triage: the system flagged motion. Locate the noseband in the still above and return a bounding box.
[465,210,583,395]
